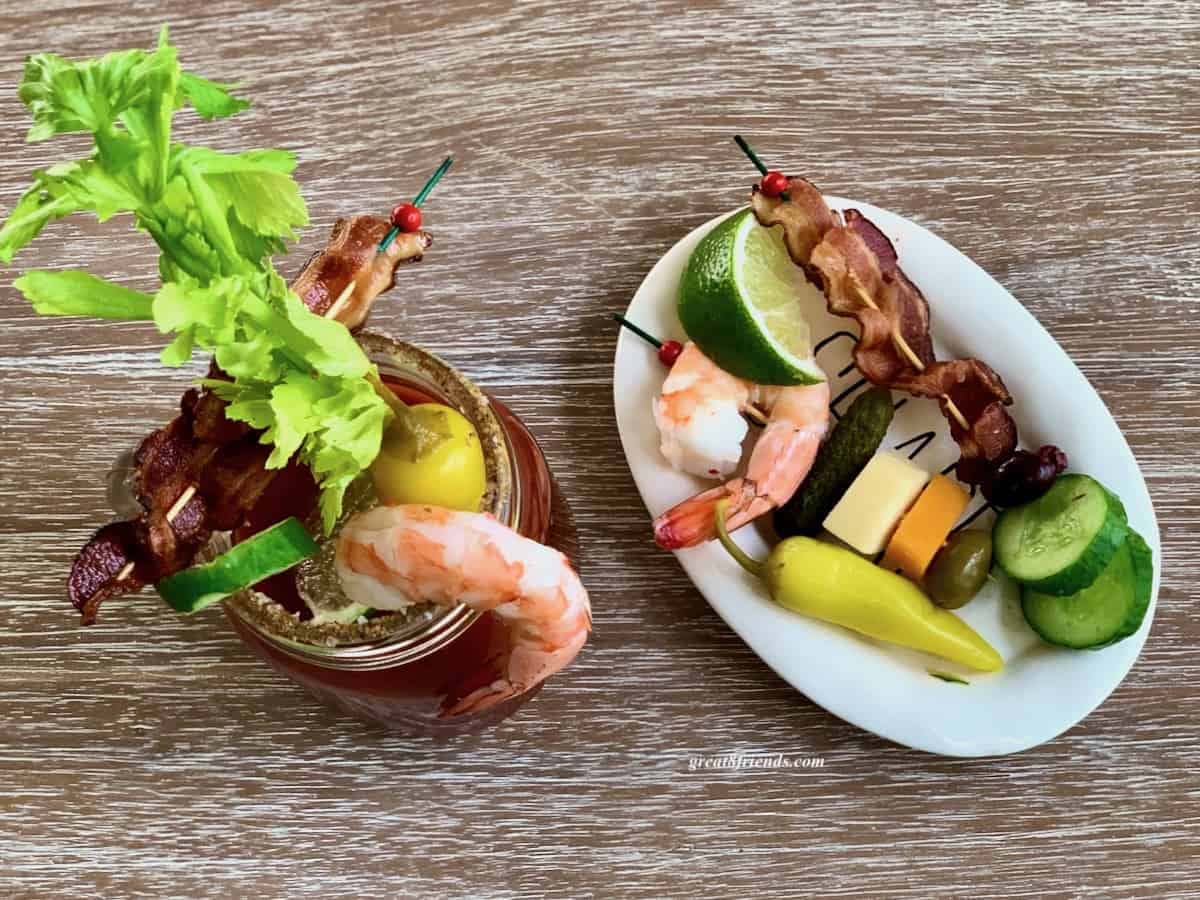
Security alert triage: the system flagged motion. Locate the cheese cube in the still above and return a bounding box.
[822,452,932,555]
[881,475,971,579]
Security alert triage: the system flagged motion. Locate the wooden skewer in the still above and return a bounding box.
[323,280,356,321]
[743,404,769,427]
[848,280,971,432]
[165,484,197,522]
[849,279,927,371]
[115,483,199,583]
[938,391,972,434]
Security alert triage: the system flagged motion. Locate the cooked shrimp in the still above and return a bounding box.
[335,504,591,716]
[652,342,754,479]
[652,343,829,549]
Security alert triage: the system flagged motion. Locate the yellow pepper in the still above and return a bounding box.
[715,502,1002,672]
[370,403,486,512]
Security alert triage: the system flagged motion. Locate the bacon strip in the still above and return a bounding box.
[67,522,149,625]
[894,359,1016,465]
[750,177,1018,477]
[293,217,430,327]
[68,215,428,623]
[749,176,838,284]
[810,211,936,385]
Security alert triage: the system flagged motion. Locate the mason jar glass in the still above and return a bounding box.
[221,333,567,736]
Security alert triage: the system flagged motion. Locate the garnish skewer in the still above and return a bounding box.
[613,314,767,425]
[326,157,454,320]
[732,136,971,434]
[115,486,197,581]
[846,281,970,432]
[377,156,453,253]
[118,160,454,585]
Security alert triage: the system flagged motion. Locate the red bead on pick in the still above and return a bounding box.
[760,171,789,198]
[658,340,683,367]
[391,203,422,232]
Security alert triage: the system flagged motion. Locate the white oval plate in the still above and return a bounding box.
[614,201,1159,757]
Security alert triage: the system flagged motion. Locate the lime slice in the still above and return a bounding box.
[678,208,825,385]
[156,517,318,613]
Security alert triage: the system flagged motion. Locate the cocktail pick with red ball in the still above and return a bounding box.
[733,135,789,201]
[613,314,769,424]
[612,313,683,367]
[378,155,455,252]
[320,156,454,321]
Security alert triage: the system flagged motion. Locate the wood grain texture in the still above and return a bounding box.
[1,1,1198,897]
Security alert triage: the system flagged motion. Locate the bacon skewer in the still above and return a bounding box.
[748,174,1018,478]
[99,160,455,607]
[113,482,201,582]
[732,138,979,436]
[845,280,971,432]
[76,216,431,619]
[113,277,361,584]
[115,473,195,583]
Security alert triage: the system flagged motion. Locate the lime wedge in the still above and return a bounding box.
[678,208,825,385]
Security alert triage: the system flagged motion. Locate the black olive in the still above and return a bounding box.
[981,445,1068,508]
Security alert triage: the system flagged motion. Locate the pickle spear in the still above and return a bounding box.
[773,387,894,538]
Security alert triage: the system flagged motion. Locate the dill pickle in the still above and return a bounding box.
[773,387,894,538]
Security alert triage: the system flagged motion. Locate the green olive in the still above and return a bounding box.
[925,530,993,609]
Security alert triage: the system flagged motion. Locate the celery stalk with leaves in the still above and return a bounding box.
[0,27,404,532]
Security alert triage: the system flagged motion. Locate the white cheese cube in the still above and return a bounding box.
[822,451,932,555]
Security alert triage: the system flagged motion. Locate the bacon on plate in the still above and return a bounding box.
[750,177,1018,479]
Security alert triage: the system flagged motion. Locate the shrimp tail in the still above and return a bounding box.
[441,626,590,717]
[653,381,830,550]
[653,478,767,549]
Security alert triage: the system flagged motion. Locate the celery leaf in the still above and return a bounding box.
[13,270,155,319]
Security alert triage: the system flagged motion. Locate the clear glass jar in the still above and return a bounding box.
[221,333,568,736]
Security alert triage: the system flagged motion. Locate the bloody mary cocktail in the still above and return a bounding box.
[222,334,568,735]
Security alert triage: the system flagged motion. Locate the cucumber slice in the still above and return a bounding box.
[1021,529,1152,649]
[1112,531,1154,644]
[156,517,318,613]
[993,474,1128,595]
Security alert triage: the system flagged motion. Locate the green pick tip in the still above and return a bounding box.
[612,313,663,349]
[413,155,454,208]
[733,135,768,176]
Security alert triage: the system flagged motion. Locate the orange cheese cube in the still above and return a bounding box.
[881,474,971,580]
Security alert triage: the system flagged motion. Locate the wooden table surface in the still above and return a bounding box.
[1,2,1198,897]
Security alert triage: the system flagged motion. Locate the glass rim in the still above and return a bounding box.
[222,331,514,668]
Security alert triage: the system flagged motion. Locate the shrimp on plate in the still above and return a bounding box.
[652,342,830,549]
[335,505,591,716]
